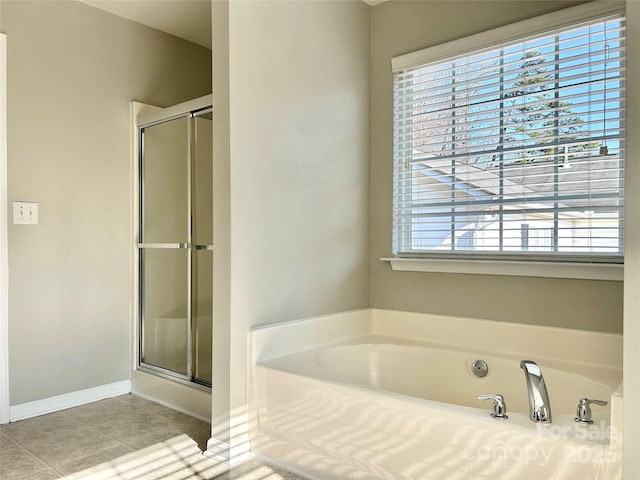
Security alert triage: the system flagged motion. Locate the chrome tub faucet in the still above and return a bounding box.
[520,360,552,423]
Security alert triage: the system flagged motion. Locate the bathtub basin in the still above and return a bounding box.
[251,334,622,480]
[261,336,618,421]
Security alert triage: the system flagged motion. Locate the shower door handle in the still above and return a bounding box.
[137,243,190,249]
[193,244,213,251]
[137,243,212,251]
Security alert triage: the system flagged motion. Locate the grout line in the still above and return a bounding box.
[4,402,135,477]
[0,428,61,478]
[57,395,209,456]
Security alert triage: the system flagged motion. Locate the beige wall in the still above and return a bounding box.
[369,0,623,334]
[229,0,370,326]
[2,0,211,405]
[211,0,370,452]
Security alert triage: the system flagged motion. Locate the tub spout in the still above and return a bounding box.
[520,360,552,423]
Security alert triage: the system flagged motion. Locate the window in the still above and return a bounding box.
[392,5,625,265]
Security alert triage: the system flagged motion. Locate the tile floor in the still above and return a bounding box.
[0,394,303,480]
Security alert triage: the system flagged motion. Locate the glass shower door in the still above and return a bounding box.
[138,108,213,387]
[191,110,213,386]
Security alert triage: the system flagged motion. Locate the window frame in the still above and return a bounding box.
[386,1,625,280]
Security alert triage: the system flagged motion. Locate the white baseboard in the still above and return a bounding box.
[132,390,210,423]
[204,436,251,466]
[204,437,230,463]
[9,380,131,422]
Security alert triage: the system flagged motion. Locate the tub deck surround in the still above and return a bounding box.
[370,309,622,371]
[250,309,372,363]
[249,309,623,480]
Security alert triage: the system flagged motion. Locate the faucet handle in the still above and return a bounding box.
[478,393,508,419]
[575,397,608,424]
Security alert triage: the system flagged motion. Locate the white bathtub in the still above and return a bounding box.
[249,310,623,480]
[262,339,618,420]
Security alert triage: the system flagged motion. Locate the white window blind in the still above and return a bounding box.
[393,10,625,263]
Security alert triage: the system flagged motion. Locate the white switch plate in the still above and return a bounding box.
[13,202,38,225]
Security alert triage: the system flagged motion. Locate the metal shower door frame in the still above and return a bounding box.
[136,103,213,389]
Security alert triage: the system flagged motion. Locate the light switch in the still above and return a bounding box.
[13,202,38,225]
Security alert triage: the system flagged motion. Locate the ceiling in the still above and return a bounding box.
[80,0,212,49]
[80,0,387,50]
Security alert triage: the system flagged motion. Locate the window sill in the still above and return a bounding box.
[380,257,623,281]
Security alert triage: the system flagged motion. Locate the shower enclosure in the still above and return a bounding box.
[136,96,213,388]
